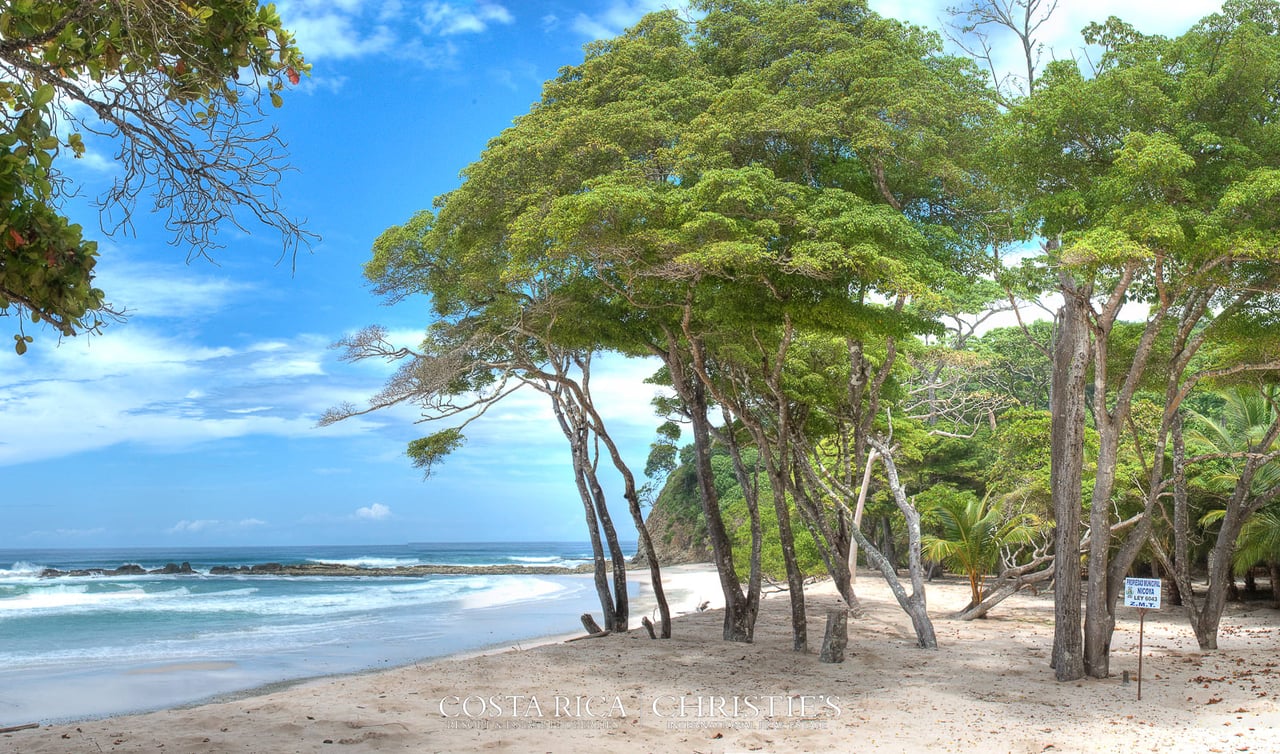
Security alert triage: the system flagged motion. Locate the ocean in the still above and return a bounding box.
[0,543,638,725]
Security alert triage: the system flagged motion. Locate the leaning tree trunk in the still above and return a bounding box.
[954,562,1054,620]
[759,436,807,652]
[550,392,618,630]
[570,451,615,627]
[580,439,629,630]
[684,374,756,642]
[1270,562,1280,609]
[591,408,672,637]
[864,436,937,648]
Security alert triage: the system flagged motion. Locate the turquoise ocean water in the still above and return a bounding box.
[0,543,633,725]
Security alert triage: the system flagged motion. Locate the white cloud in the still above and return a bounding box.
[75,149,117,173]
[93,257,251,319]
[421,2,514,36]
[169,519,218,533]
[0,322,376,466]
[168,518,267,534]
[355,502,393,520]
[286,12,395,59]
[570,0,677,41]
[251,356,326,378]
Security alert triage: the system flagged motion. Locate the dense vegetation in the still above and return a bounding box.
[338,0,1280,678]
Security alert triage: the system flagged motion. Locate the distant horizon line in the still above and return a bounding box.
[0,540,640,552]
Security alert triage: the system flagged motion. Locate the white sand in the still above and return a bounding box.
[4,567,1278,753]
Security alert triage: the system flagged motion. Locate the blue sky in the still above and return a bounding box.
[0,1,1223,549]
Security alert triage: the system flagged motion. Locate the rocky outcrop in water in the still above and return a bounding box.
[39,562,197,578]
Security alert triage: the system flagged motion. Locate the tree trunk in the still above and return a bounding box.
[788,456,859,613]
[1050,278,1089,680]
[762,441,807,652]
[591,408,670,637]
[569,354,673,638]
[954,563,1054,620]
[866,437,938,649]
[571,455,614,628]
[1084,415,1121,678]
[582,448,629,631]
[880,515,897,571]
[685,376,755,642]
[549,390,620,632]
[847,447,878,588]
[1270,562,1280,609]
[819,608,848,663]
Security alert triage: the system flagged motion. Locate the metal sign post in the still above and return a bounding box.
[1137,607,1148,700]
[1124,577,1162,701]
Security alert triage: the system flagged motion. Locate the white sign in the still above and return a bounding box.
[1124,577,1162,609]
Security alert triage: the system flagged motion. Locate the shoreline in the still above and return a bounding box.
[5,570,1278,753]
[169,563,727,722]
[1,563,726,728]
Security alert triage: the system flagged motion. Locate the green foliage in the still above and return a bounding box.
[406,429,466,479]
[920,485,1042,605]
[0,0,309,350]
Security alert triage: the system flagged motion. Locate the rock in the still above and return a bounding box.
[110,564,146,575]
[250,563,283,573]
[157,563,182,574]
[180,562,194,574]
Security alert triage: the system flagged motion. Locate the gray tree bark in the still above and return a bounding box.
[1050,275,1089,680]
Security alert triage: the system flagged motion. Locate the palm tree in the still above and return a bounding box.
[1190,385,1280,577]
[922,490,1041,608]
[1179,384,1280,646]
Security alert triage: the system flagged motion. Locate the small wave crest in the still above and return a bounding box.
[505,556,588,568]
[460,577,567,610]
[306,557,424,568]
[0,584,155,613]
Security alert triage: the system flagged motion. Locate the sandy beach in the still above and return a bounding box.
[4,566,1278,754]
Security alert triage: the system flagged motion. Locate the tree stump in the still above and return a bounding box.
[640,616,657,639]
[819,608,848,663]
[580,613,604,635]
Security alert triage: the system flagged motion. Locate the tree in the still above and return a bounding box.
[1000,0,1280,677]
[0,0,310,350]
[921,487,1041,609]
[1157,384,1280,647]
[322,206,674,636]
